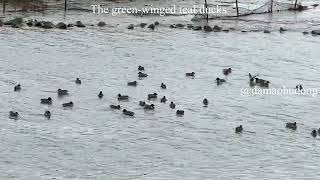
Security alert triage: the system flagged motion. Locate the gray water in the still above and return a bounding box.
[1,1,320,179]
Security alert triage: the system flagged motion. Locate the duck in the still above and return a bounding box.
[123,109,134,116]
[110,105,121,109]
[176,110,184,116]
[223,68,232,75]
[118,94,129,100]
[139,101,146,107]
[216,78,226,85]
[203,98,209,106]
[296,84,303,90]
[14,84,21,91]
[44,111,51,119]
[41,97,52,105]
[286,122,297,130]
[144,104,155,110]
[57,89,69,96]
[170,102,176,109]
[161,83,166,89]
[186,72,195,77]
[138,72,148,78]
[235,125,243,133]
[311,129,317,137]
[98,91,104,98]
[127,81,137,86]
[75,78,81,84]
[160,96,167,103]
[9,111,19,118]
[138,65,145,71]
[148,93,157,100]
[260,81,270,87]
[62,101,73,107]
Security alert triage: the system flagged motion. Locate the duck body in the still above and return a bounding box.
[138,72,148,78]
[311,130,317,137]
[127,81,137,86]
[139,101,146,107]
[148,93,157,100]
[161,83,166,89]
[176,110,184,116]
[98,91,104,98]
[110,105,121,109]
[118,94,129,100]
[41,97,52,105]
[44,111,51,119]
[75,78,81,84]
[63,101,74,107]
[161,96,167,103]
[144,104,155,110]
[58,89,69,96]
[123,109,134,116]
[216,78,226,85]
[203,98,209,106]
[296,84,303,90]
[9,111,19,118]
[286,122,297,130]
[14,84,21,91]
[186,72,195,77]
[235,125,243,133]
[170,102,176,109]
[138,65,145,71]
[223,68,232,75]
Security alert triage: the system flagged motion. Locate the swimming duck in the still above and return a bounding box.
[75,78,81,84]
[176,110,184,116]
[148,93,157,100]
[139,101,146,106]
[235,125,243,133]
[14,84,21,91]
[186,72,195,77]
[57,89,69,96]
[110,105,121,109]
[311,129,317,137]
[9,111,19,118]
[127,81,137,86]
[170,102,176,109]
[98,91,104,98]
[203,98,209,106]
[160,96,167,103]
[161,83,166,89]
[223,68,232,75]
[41,97,52,105]
[286,122,297,130]
[216,78,226,85]
[138,72,148,78]
[62,101,73,107]
[260,81,270,87]
[144,104,155,110]
[123,109,134,116]
[118,94,129,100]
[44,111,51,119]
[296,84,303,90]
[138,65,145,71]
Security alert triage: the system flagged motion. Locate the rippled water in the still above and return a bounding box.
[0,1,320,179]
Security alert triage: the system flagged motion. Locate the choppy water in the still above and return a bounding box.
[0,1,320,179]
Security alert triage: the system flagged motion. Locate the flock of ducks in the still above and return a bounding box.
[8,66,315,136]
[286,122,320,138]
